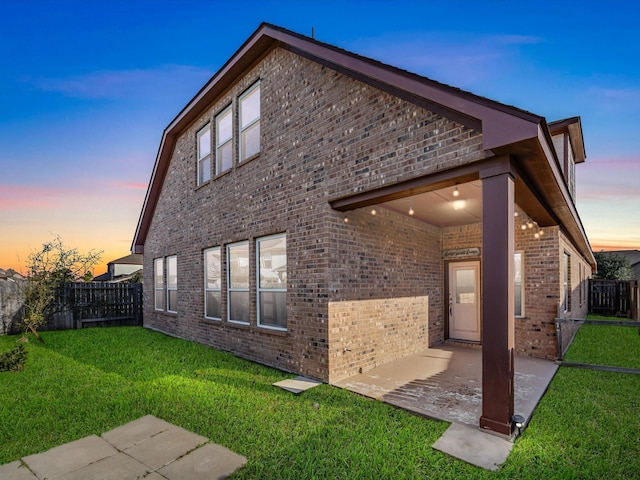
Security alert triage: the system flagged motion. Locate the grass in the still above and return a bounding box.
[564,315,640,369]
[1,326,639,478]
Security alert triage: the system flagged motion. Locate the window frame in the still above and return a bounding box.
[256,233,287,331]
[563,252,571,313]
[204,247,222,321]
[154,258,164,311]
[166,255,177,314]
[239,82,261,162]
[514,251,524,318]
[215,105,233,175]
[227,241,250,325]
[196,123,211,186]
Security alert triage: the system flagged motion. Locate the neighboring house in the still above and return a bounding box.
[93,254,143,283]
[596,250,640,280]
[132,23,595,436]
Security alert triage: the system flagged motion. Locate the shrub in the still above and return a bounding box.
[0,344,27,373]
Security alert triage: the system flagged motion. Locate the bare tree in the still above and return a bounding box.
[22,235,102,342]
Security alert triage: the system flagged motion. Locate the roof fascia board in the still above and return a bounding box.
[536,125,595,266]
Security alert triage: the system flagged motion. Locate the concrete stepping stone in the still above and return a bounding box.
[158,443,248,480]
[432,422,514,471]
[273,375,322,394]
[123,425,208,470]
[102,414,174,450]
[54,452,150,480]
[0,460,38,480]
[22,435,118,479]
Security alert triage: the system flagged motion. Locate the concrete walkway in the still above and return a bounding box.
[0,415,246,480]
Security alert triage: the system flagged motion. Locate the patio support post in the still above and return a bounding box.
[479,159,515,436]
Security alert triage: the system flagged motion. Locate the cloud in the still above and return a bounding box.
[32,65,213,100]
[0,184,67,211]
[578,156,640,200]
[0,178,147,213]
[107,181,148,191]
[347,32,542,88]
[584,86,640,112]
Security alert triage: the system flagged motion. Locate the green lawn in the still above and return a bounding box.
[1,327,638,478]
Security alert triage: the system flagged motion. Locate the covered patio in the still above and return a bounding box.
[332,343,558,428]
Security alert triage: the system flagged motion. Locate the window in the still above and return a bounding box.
[204,247,222,320]
[257,234,287,329]
[167,255,177,313]
[216,107,233,174]
[563,252,571,312]
[239,83,260,161]
[227,242,249,324]
[197,124,211,185]
[514,252,524,317]
[154,258,164,311]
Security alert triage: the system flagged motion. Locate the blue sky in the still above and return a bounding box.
[1,0,639,272]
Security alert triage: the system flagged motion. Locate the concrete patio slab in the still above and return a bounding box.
[158,442,248,480]
[102,414,174,450]
[433,423,513,471]
[0,460,37,480]
[273,375,322,394]
[54,452,149,480]
[22,434,118,479]
[123,425,208,470]
[333,344,557,427]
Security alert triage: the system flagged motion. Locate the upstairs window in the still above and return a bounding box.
[154,258,164,311]
[204,247,222,320]
[197,124,211,185]
[239,83,260,161]
[216,107,233,174]
[227,241,249,324]
[167,255,177,313]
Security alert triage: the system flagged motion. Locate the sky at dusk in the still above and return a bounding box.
[1,0,639,275]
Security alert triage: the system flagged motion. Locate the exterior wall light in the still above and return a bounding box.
[370,209,377,215]
[453,185,460,197]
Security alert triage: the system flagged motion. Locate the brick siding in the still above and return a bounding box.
[142,44,587,381]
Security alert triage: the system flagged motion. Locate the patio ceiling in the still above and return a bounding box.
[382,181,482,227]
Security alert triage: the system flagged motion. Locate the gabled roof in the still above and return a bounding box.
[549,116,586,164]
[108,253,143,266]
[131,23,593,267]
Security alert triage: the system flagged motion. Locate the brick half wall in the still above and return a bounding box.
[327,295,428,383]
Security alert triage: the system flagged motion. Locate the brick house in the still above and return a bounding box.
[132,23,595,436]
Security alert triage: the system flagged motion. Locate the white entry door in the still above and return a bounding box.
[448,261,481,342]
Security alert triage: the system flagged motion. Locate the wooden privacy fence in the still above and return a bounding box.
[589,279,639,319]
[55,282,143,328]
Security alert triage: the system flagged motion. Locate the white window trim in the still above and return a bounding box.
[166,255,177,314]
[239,82,260,162]
[204,247,222,321]
[227,241,250,325]
[154,258,164,311]
[216,106,233,175]
[196,123,211,186]
[514,251,524,318]
[256,233,287,331]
